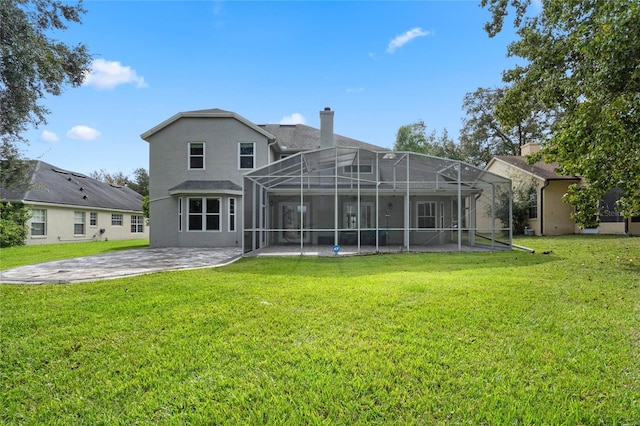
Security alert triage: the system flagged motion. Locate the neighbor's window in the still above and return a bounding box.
[228,197,236,232]
[239,142,255,169]
[528,188,538,219]
[31,208,46,236]
[74,211,85,235]
[417,202,436,229]
[189,142,205,169]
[131,215,144,233]
[90,212,98,227]
[188,197,220,231]
[178,197,183,231]
[112,213,123,226]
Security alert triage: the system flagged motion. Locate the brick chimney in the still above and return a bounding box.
[521,142,541,157]
[320,107,334,148]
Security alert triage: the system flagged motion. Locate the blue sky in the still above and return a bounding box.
[22,0,525,177]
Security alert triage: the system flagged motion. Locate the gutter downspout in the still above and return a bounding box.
[540,180,550,236]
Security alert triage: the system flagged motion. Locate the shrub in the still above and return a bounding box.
[0,202,30,247]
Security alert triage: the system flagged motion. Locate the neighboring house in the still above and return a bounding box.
[0,160,148,245]
[485,143,638,235]
[142,107,512,253]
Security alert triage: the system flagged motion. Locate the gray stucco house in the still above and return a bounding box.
[142,108,512,253]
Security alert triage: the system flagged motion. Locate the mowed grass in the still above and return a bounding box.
[0,239,149,270]
[1,236,638,424]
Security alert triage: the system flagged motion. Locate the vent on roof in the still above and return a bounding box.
[83,195,88,199]
[71,173,86,178]
[53,169,69,175]
[67,177,72,181]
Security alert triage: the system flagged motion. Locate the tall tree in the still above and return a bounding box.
[1,0,91,189]
[90,169,130,187]
[394,121,463,160]
[481,0,640,223]
[90,167,149,197]
[127,167,149,197]
[459,87,552,167]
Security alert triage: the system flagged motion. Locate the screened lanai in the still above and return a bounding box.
[243,147,512,255]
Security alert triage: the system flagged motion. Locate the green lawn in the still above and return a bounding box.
[1,236,638,424]
[0,239,149,270]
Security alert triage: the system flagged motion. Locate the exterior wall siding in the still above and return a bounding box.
[147,116,266,248]
[26,205,148,245]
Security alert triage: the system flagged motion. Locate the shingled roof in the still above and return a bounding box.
[1,161,144,212]
[259,124,386,153]
[493,156,580,181]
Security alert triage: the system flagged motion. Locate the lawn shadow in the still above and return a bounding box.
[225,250,563,279]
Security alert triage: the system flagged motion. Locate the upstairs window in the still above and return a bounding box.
[189,142,205,169]
[239,142,255,169]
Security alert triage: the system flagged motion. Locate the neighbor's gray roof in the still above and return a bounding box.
[0,161,144,212]
[494,156,580,181]
[259,124,387,152]
[168,180,242,192]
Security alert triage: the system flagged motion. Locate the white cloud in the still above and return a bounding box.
[83,59,148,90]
[279,113,306,125]
[67,125,101,141]
[347,87,365,93]
[387,27,430,54]
[41,130,59,143]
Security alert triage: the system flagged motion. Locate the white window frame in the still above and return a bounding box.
[416,202,436,229]
[131,215,144,233]
[90,212,98,227]
[238,142,255,170]
[188,142,205,170]
[187,197,221,232]
[228,197,236,232]
[74,211,86,235]
[111,213,123,226]
[31,208,46,236]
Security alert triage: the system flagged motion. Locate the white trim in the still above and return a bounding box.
[238,141,256,170]
[416,201,437,229]
[168,188,242,196]
[228,197,237,232]
[140,110,276,141]
[73,211,86,235]
[178,197,183,232]
[187,197,222,232]
[188,141,205,170]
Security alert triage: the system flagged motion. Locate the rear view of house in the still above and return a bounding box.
[142,107,513,253]
[1,161,148,245]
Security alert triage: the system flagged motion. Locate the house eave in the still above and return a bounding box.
[141,110,276,142]
[19,200,143,214]
[168,189,243,196]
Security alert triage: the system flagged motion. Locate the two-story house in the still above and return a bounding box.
[142,108,513,253]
